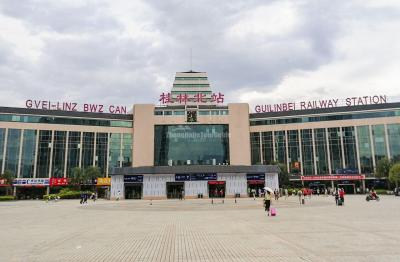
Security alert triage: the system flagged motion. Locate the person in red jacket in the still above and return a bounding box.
[339,188,345,204]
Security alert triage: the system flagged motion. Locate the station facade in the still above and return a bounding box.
[0,70,399,199]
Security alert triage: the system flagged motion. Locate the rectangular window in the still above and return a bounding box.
[287,130,300,173]
[387,124,400,161]
[342,127,358,170]
[4,129,22,176]
[0,128,5,173]
[372,125,387,163]
[250,132,261,165]
[328,128,343,173]
[36,130,52,178]
[301,129,314,175]
[274,131,287,165]
[357,126,373,174]
[155,125,230,166]
[81,132,95,169]
[52,131,67,178]
[262,131,274,165]
[96,133,108,176]
[108,133,121,172]
[20,130,37,178]
[314,128,329,174]
[122,134,132,167]
[66,131,81,177]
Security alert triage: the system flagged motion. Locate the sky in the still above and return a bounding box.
[0,0,400,112]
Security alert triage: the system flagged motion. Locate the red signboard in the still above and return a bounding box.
[300,175,365,181]
[50,178,69,186]
[0,179,9,186]
[208,181,225,185]
[247,180,265,185]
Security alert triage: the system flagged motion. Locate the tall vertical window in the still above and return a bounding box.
[357,126,373,174]
[81,132,94,169]
[52,131,67,178]
[20,130,37,178]
[122,133,132,167]
[96,133,108,176]
[66,131,81,177]
[262,131,274,165]
[287,130,300,173]
[387,124,400,161]
[342,127,358,170]
[301,129,314,175]
[328,127,343,173]
[314,128,329,174]
[4,129,21,176]
[108,133,121,172]
[36,130,52,178]
[0,128,5,172]
[250,132,261,164]
[372,125,387,163]
[274,131,286,166]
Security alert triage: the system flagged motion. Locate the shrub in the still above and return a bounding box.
[43,190,93,200]
[375,189,389,195]
[0,195,15,201]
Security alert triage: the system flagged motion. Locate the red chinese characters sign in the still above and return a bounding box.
[50,178,69,186]
[301,175,365,181]
[159,92,224,104]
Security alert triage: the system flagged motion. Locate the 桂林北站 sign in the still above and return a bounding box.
[25,100,127,114]
[254,95,388,113]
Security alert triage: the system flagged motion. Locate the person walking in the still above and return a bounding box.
[297,190,302,205]
[80,192,84,204]
[264,191,272,216]
[284,188,288,200]
[317,188,320,196]
[339,188,345,205]
[335,190,339,205]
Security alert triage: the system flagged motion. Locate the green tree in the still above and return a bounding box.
[375,157,392,178]
[272,161,289,187]
[70,167,83,189]
[84,166,102,191]
[0,170,15,196]
[389,163,400,188]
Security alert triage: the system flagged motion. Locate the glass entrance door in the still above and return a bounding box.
[166,182,184,199]
[125,183,143,199]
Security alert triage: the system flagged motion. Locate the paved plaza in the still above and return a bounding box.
[1,195,400,262]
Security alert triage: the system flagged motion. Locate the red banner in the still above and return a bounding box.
[208,181,225,185]
[301,175,365,181]
[50,178,69,186]
[247,180,265,185]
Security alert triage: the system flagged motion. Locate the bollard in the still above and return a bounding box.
[235,197,237,203]
[211,198,214,204]
[150,199,152,205]
[222,199,224,204]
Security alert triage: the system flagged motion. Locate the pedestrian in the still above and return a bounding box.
[301,192,305,205]
[339,188,345,205]
[335,190,339,205]
[251,188,256,200]
[297,190,302,205]
[80,192,84,204]
[220,188,224,198]
[83,192,88,204]
[317,188,320,196]
[264,191,272,216]
[116,190,121,201]
[91,192,96,202]
[284,188,288,200]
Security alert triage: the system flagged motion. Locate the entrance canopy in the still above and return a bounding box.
[110,165,280,176]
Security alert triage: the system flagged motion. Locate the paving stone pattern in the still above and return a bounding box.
[1,195,400,261]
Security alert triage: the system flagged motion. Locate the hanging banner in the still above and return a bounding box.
[301,175,365,181]
[13,178,50,186]
[50,178,69,186]
[97,177,111,186]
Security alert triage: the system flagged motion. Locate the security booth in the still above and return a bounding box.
[247,173,265,197]
[124,175,143,199]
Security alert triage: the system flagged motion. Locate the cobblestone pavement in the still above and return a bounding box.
[1,195,400,262]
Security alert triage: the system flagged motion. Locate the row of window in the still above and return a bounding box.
[0,114,133,127]
[0,128,132,179]
[173,84,210,87]
[154,110,229,116]
[250,109,400,126]
[250,124,400,175]
[175,77,208,80]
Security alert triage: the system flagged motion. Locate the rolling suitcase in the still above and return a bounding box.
[270,207,277,216]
